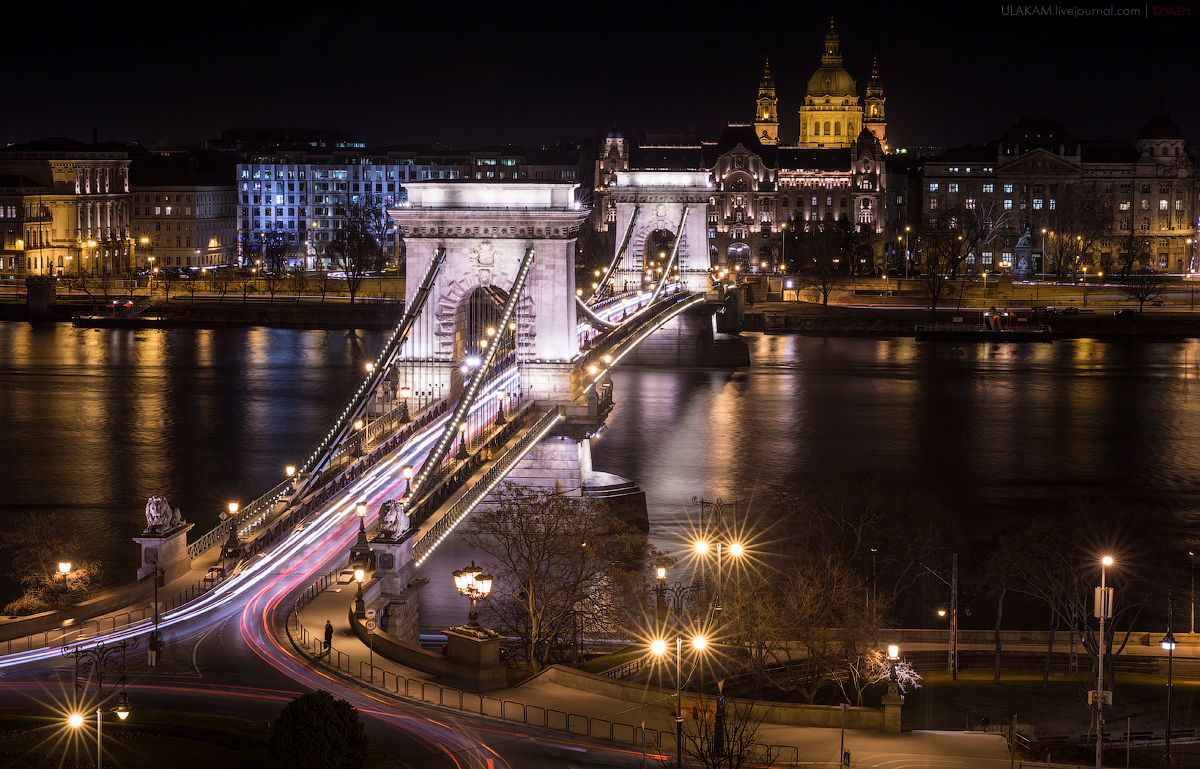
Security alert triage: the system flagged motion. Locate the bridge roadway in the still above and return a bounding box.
[0,288,717,766]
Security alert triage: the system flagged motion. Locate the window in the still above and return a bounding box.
[1119,201,1130,211]
[811,196,818,207]
[929,197,939,210]
[1159,200,1168,211]
[982,184,994,193]
[1141,218,1150,231]
[982,251,993,264]
[929,183,940,192]
[1176,200,1183,210]
[1003,184,1013,194]
[966,255,976,265]
[1003,199,1013,210]
[1033,199,1043,210]
[965,198,976,209]
[928,218,938,228]
[826,196,832,207]
[1141,200,1150,210]
[948,183,959,193]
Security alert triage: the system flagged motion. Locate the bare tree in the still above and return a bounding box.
[464,484,657,672]
[1115,229,1153,275]
[1044,184,1110,277]
[213,269,233,303]
[670,697,772,769]
[317,270,332,303]
[913,221,965,311]
[328,192,388,304]
[185,273,200,303]
[1119,274,1165,311]
[290,266,311,301]
[797,224,844,306]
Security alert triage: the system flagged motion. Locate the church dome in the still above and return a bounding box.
[805,23,858,99]
[807,66,858,98]
[1138,114,1183,140]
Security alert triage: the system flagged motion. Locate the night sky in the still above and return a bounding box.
[8,2,1197,151]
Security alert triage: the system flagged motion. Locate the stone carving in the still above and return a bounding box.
[1016,227,1032,248]
[471,241,498,267]
[379,499,410,539]
[379,553,395,570]
[143,495,184,534]
[144,547,159,565]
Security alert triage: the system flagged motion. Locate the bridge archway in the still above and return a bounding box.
[636,229,678,289]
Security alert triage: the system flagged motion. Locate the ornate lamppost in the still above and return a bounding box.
[58,561,71,606]
[453,562,492,626]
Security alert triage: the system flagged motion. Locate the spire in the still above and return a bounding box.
[867,56,883,95]
[754,55,779,145]
[822,18,841,66]
[760,57,774,87]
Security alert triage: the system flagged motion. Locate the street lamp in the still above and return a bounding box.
[399,385,411,424]
[456,420,469,461]
[651,634,708,769]
[402,465,413,499]
[453,561,492,625]
[68,692,131,769]
[495,390,506,425]
[58,561,71,606]
[354,568,366,618]
[1162,621,1177,769]
[1096,555,1114,769]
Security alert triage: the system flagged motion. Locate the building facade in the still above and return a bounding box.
[920,116,1197,275]
[797,22,886,151]
[130,185,237,269]
[237,145,585,269]
[0,138,132,277]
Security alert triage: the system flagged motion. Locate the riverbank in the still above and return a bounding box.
[744,301,1200,338]
[0,296,404,329]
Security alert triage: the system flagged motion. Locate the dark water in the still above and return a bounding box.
[3,326,1200,621]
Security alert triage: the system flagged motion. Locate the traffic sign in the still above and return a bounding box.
[365,608,377,620]
[365,620,377,631]
[842,749,851,768]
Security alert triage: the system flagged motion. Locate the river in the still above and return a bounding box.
[2,324,1199,624]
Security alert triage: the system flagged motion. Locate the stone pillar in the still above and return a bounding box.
[368,528,428,647]
[133,523,195,585]
[442,626,507,692]
[25,276,57,320]
[881,680,904,734]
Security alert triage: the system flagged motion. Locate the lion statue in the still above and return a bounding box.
[144,496,184,534]
[379,499,410,539]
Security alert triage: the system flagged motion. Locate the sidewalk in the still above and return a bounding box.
[293,581,1012,768]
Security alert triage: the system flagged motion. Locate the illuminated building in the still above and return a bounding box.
[0,137,132,277]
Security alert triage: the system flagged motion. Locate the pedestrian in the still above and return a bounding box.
[324,620,333,655]
[147,630,158,667]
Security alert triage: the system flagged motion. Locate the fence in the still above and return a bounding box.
[0,569,232,657]
[284,588,802,765]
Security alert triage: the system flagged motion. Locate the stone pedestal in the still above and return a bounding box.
[368,529,428,646]
[133,523,195,585]
[443,625,507,692]
[25,276,57,320]
[370,528,417,594]
[881,680,904,734]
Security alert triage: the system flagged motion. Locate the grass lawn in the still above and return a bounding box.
[0,708,411,769]
[903,667,1200,738]
[575,647,643,675]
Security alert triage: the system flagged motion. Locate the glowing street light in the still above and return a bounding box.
[652,634,709,769]
[453,561,493,625]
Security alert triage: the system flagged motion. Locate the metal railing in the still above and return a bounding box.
[412,405,565,566]
[285,597,800,764]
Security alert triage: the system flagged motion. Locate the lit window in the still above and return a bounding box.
[929,197,939,210]
[1003,184,1013,194]
[1119,201,1130,211]
[948,183,959,193]
[1033,199,1043,210]
[929,183,940,192]
[965,199,975,209]
[1004,200,1012,210]
[1160,200,1169,211]
[982,184,994,193]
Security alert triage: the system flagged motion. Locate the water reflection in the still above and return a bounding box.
[4,326,1200,623]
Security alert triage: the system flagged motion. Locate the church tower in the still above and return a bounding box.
[754,58,779,145]
[864,57,887,151]
[797,19,862,149]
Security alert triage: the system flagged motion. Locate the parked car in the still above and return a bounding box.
[1115,309,1135,317]
[1152,300,1164,306]
[1060,307,1080,315]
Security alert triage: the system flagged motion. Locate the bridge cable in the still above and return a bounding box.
[291,247,447,501]
[403,245,538,509]
[588,205,639,305]
[649,205,689,304]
